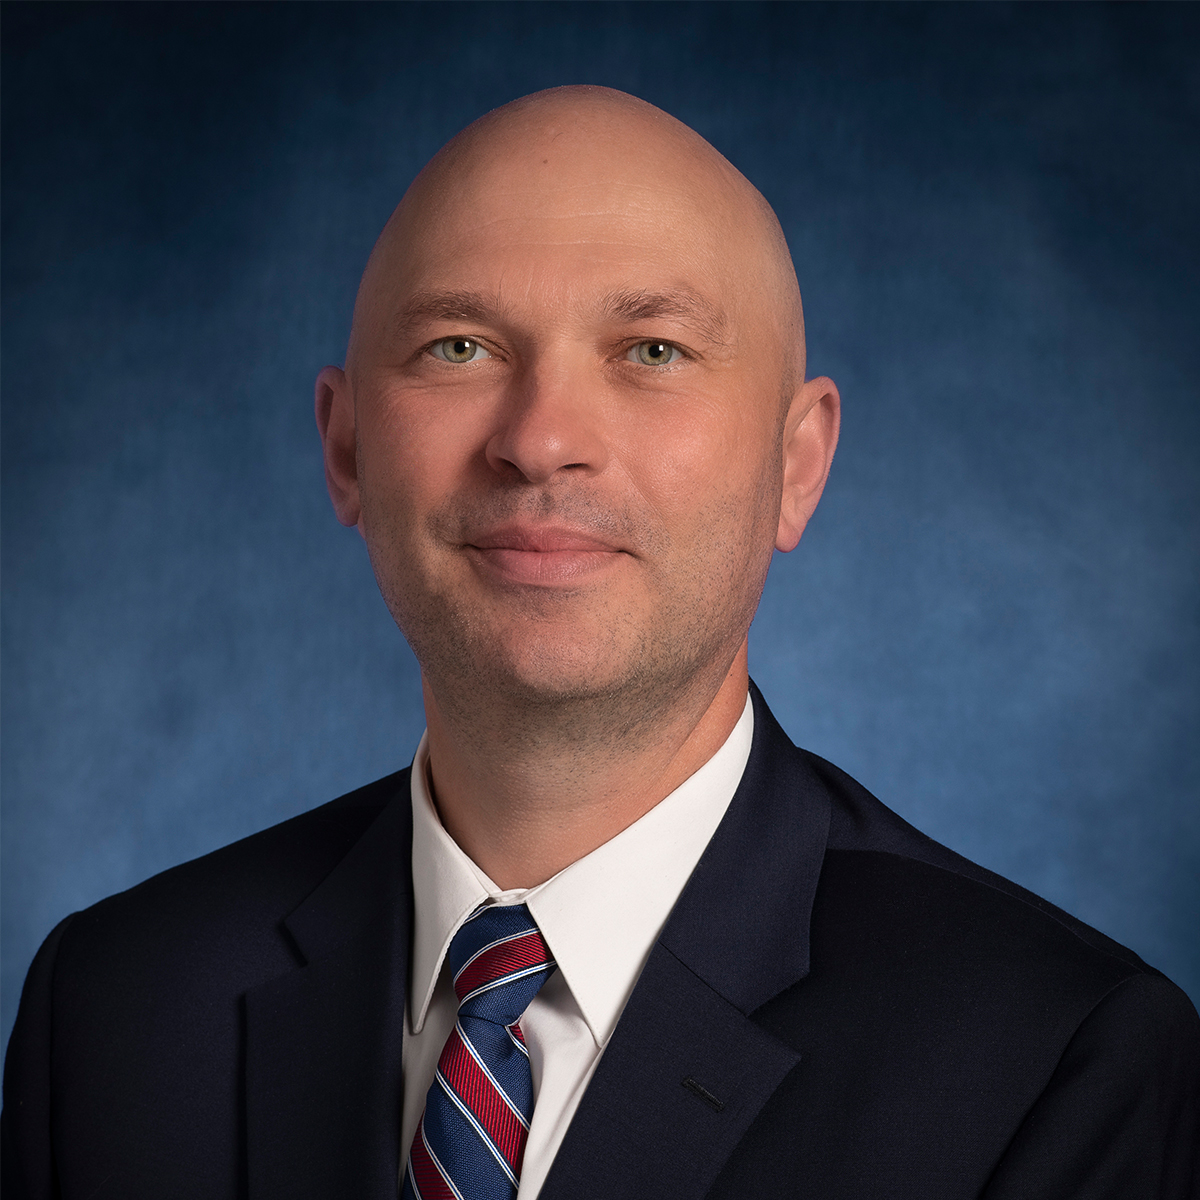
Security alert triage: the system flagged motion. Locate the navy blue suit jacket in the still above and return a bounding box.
[5,686,1199,1198]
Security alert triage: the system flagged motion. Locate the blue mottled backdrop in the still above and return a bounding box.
[3,2,1198,1054]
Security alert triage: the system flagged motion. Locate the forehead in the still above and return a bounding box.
[386,139,756,321]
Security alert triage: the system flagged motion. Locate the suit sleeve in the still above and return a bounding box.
[982,971,1200,1200]
[2,914,75,1200]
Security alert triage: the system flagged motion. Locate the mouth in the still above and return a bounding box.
[465,524,628,586]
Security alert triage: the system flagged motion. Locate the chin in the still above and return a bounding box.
[481,633,632,705]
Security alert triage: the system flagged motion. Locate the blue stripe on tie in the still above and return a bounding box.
[423,1070,516,1200]
[423,1128,466,1200]
[436,1070,519,1186]
[448,905,547,977]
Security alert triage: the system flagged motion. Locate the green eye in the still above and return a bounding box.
[629,341,682,366]
[432,338,489,364]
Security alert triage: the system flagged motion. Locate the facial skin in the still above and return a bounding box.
[317,87,839,886]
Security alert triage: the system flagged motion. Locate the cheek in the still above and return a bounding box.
[613,394,774,523]
[357,386,490,510]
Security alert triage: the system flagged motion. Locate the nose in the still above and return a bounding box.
[484,360,610,484]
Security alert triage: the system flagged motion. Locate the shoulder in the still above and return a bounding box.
[775,744,1197,1079]
[44,769,409,1000]
[808,746,1152,981]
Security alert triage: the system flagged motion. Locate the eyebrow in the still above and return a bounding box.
[393,285,730,347]
[598,287,729,348]
[393,290,500,342]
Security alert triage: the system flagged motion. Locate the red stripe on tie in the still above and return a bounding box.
[454,930,549,1002]
[408,1117,460,1200]
[438,1026,528,1172]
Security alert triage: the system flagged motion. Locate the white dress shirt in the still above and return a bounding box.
[399,692,754,1198]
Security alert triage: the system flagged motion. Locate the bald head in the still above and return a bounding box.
[347,86,806,397]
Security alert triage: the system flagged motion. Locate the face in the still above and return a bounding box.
[325,106,820,722]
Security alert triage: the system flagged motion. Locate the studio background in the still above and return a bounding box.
[3,2,1197,1056]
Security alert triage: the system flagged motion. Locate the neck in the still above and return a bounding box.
[421,644,750,889]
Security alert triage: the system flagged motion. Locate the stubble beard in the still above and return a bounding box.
[363,482,774,762]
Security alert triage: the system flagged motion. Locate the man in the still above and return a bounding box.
[4,86,1198,1200]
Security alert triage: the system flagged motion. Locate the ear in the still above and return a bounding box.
[315,366,362,528]
[776,376,840,552]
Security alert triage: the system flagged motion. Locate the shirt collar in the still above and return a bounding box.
[408,692,754,1047]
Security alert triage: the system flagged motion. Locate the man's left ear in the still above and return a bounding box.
[776,376,840,552]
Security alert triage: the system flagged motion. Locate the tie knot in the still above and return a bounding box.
[448,903,556,1024]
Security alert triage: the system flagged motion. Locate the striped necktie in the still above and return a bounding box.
[403,903,556,1200]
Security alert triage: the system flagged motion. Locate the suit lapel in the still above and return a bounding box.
[538,943,801,1200]
[244,778,413,1200]
[540,685,832,1200]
